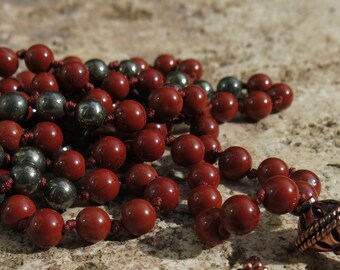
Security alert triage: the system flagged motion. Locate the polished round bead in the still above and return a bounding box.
[0,120,24,153]
[262,175,300,214]
[118,59,140,78]
[44,177,77,210]
[154,54,177,75]
[113,100,146,133]
[11,164,41,195]
[30,72,59,93]
[195,208,230,247]
[190,116,219,138]
[0,92,28,121]
[101,71,130,100]
[59,61,89,92]
[36,91,66,121]
[62,55,82,64]
[194,79,215,99]
[144,122,168,138]
[12,146,46,172]
[218,146,252,181]
[182,85,208,116]
[0,78,22,94]
[186,161,220,189]
[188,185,222,215]
[121,199,156,236]
[267,83,294,112]
[24,44,54,73]
[289,169,321,195]
[257,157,289,186]
[136,68,164,97]
[149,85,183,120]
[295,181,318,201]
[165,70,190,89]
[178,59,203,80]
[210,92,239,123]
[27,209,64,248]
[16,70,35,92]
[133,129,165,162]
[0,47,19,77]
[220,195,260,235]
[0,144,4,167]
[76,207,111,243]
[125,163,158,195]
[199,135,222,164]
[243,91,273,121]
[82,169,120,204]
[92,136,126,171]
[144,176,180,213]
[0,195,36,230]
[85,59,109,85]
[84,88,114,114]
[54,150,85,182]
[247,73,272,92]
[217,76,243,97]
[131,57,149,72]
[32,122,63,154]
[171,134,205,167]
[75,99,106,129]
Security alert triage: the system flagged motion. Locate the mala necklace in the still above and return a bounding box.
[0,44,338,269]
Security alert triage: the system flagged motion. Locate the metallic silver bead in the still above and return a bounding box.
[0,144,4,167]
[166,71,190,89]
[11,164,41,195]
[194,79,215,99]
[85,59,109,85]
[118,60,140,78]
[217,76,242,97]
[36,91,66,121]
[12,146,46,172]
[44,177,77,210]
[75,99,106,129]
[0,92,28,121]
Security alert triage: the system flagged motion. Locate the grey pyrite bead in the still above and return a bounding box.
[194,79,215,99]
[12,146,46,172]
[0,144,4,167]
[75,99,106,129]
[44,177,77,210]
[118,60,140,78]
[0,92,28,121]
[166,71,190,89]
[217,76,242,97]
[36,91,66,121]
[11,164,41,195]
[85,59,109,85]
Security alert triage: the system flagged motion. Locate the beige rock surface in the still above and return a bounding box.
[0,0,339,269]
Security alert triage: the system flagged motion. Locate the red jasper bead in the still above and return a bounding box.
[186,161,220,189]
[247,73,272,92]
[32,122,63,154]
[210,92,239,123]
[0,169,9,175]
[153,54,177,75]
[59,61,89,92]
[133,129,165,162]
[83,169,120,204]
[24,44,54,73]
[125,163,158,195]
[144,122,168,138]
[218,146,252,181]
[289,169,321,195]
[101,71,130,100]
[136,69,164,97]
[0,78,22,94]
[0,47,18,78]
[220,195,260,235]
[0,120,24,153]
[54,150,85,182]
[295,181,318,201]
[171,134,205,167]
[267,83,294,112]
[243,91,273,121]
[149,86,183,121]
[262,175,300,214]
[131,57,149,72]
[16,70,35,92]
[84,88,114,114]
[199,135,221,164]
[257,157,289,186]
[63,55,83,64]
[30,72,59,93]
[76,207,111,243]
[113,100,146,133]
[190,116,219,138]
[195,208,230,247]
[92,136,126,171]
[144,176,180,213]
[1,195,36,230]
[182,85,208,117]
[26,209,64,248]
[188,185,222,215]
[178,59,203,80]
[121,199,156,236]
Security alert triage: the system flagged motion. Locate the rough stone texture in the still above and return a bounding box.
[0,0,339,269]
